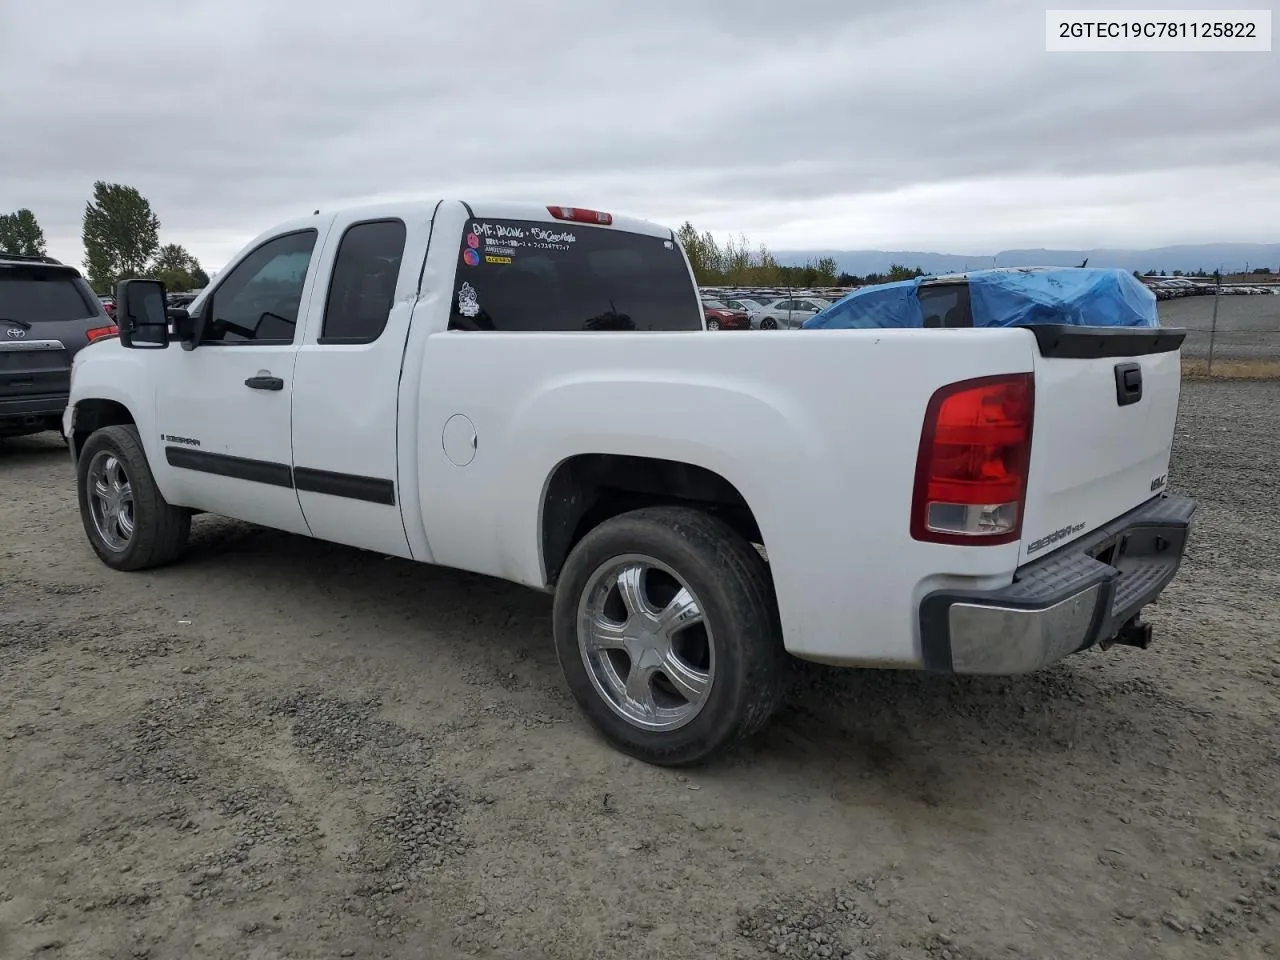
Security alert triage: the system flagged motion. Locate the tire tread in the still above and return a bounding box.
[78,425,190,571]
[552,505,787,766]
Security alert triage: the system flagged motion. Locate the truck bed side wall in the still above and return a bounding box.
[404,328,1035,666]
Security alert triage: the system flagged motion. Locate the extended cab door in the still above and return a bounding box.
[153,226,328,535]
[288,209,435,558]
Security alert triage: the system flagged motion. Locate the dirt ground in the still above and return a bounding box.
[3,379,1279,960]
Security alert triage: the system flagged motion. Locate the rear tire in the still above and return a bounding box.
[552,506,787,766]
[77,424,191,571]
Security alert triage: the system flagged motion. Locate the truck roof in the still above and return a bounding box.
[263,200,676,243]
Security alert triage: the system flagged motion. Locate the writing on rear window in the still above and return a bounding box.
[449,217,701,333]
[468,221,577,251]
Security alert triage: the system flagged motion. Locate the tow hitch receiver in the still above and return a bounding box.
[1108,615,1153,650]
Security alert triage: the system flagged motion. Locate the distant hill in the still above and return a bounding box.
[774,243,1280,277]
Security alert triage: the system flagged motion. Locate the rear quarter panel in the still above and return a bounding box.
[406,327,1036,666]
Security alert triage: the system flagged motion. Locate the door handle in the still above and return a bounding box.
[245,375,284,391]
[1113,362,1142,406]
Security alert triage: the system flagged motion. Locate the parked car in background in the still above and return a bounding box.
[753,297,830,329]
[722,297,766,319]
[1,253,118,439]
[98,295,116,319]
[701,299,750,330]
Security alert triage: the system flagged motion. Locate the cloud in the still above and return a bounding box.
[1,0,1275,272]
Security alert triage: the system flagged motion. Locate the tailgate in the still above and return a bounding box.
[1018,326,1185,565]
[0,338,70,398]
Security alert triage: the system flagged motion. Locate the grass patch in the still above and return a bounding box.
[1182,358,1280,380]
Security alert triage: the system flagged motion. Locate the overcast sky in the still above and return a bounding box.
[2,0,1277,272]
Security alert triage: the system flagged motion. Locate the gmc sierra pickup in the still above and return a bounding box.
[63,199,1195,765]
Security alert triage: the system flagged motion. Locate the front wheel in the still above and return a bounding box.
[705,318,720,331]
[77,424,191,571]
[552,506,787,766]
[759,317,778,329]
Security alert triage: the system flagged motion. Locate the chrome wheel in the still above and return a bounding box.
[577,554,714,732]
[706,318,720,330]
[87,450,134,552]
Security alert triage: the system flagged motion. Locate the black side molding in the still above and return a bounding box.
[165,446,395,505]
[294,466,396,506]
[166,446,293,488]
[1023,324,1187,359]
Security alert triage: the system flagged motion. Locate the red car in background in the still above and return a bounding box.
[701,299,750,331]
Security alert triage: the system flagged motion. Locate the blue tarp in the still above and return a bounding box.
[801,267,1160,330]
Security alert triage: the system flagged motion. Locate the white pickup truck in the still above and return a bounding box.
[64,199,1196,765]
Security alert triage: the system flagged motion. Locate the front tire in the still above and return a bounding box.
[759,317,778,329]
[552,506,787,766]
[77,424,191,571]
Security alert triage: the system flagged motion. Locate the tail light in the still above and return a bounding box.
[547,206,613,225]
[86,324,119,342]
[910,373,1034,545]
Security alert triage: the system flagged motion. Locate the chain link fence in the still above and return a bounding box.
[1157,289,1280,375]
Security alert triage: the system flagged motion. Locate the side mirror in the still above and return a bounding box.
[166,306,196,346]
[115,279,170,349]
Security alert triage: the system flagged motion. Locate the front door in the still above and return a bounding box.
[153,226,330,535]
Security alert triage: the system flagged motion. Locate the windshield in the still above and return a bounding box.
[450,218,702,332]
[0,268,98,323]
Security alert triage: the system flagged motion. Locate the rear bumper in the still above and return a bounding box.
[919,493,1196,674]
[0,394,68,419]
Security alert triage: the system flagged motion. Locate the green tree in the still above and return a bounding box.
[0,208,48,257]
[81,181,161,293]
[675,221,840,287]
[885,263,925,282]
[811,256,838,284]
[149,242,207,291]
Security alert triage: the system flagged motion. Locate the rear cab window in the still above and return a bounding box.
[0,265,100,323]
[448,218,701,331]
[918,282,973,328]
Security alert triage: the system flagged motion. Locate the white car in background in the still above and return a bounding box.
[753,296,830,330]
[722,297,767,319]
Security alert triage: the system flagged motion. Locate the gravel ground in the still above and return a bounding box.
[1157,294,1280,362]
[2,379,1280,960]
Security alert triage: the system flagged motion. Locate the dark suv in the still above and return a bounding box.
[0,253,118,439]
